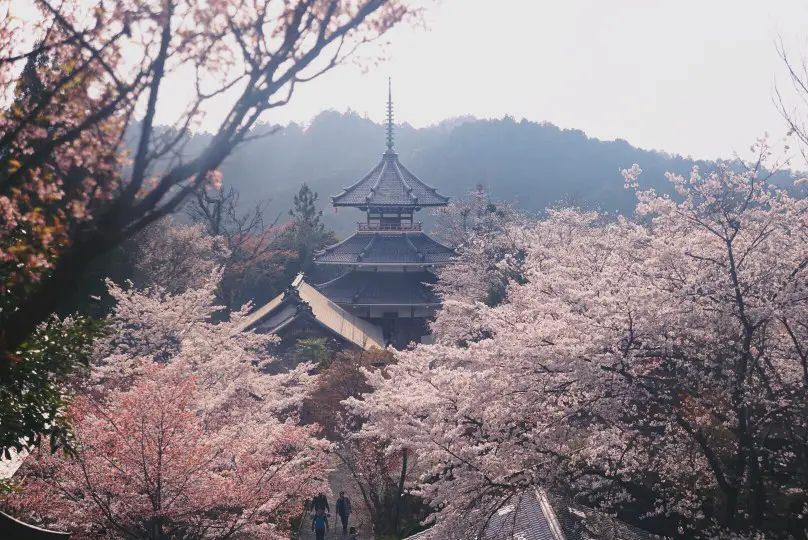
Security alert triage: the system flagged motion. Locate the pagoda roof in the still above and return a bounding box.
[317,270,440,306]
[332,79,449,209]
[240,275,384,350]
[331,151,449,208]
[406,487,659,540]
[313,231,455,266]
[0,512,71,539]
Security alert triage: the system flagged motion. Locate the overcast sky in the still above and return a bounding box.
[207,0,806,162]
[82,0,797,163]
[13,0,808,160]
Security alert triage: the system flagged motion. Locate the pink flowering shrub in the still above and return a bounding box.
[6,275,327,538]
[354,160,808,538]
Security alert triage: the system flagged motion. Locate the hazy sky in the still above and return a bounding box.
[12,0,808,159]
[209,0,808,162]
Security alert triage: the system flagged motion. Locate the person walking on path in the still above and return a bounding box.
[336,491,352,535]
[312,509,329,540]
[311,493,330,515]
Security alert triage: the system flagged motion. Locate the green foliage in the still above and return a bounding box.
[484,248,527,307]
[13,43,47,106]
[210,112,796,238]
[0,478,17,494]
[290,182,325,231]
[0,45,104,459]
[0,316,102,456]
[275,183,338,283]
[292,337,331,368]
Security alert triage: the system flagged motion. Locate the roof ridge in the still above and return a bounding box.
[390,157,418,204]
[357,233,378,262]
[402,232,425,262]
[313,269,357,289]
[536,487,567,540]
[314,232,455,266]
[331,160,384,202]
[396,161,449,200]
[331,155,448,208]
[313,233,358,257]
[425,234,457,253]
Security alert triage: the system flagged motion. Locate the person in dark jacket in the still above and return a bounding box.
[336,491,352,535]
[312,509,329,540]
[311,493,330,514]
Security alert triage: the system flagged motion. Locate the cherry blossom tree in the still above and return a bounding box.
[336,436,417,538]
[432,184,512,247]
[0,0,415,450]
[354,156,808,538]
[300,348,424,536]
[432,185,525,311]
[8,364,325,539]
[187,185,293,309]
[6,273,327,538]
[130,217,229,295]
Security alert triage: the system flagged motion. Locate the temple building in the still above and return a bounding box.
[244,82,454,350]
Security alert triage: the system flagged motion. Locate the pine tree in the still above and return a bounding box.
[278,183,337,282]
[289,182,325,231]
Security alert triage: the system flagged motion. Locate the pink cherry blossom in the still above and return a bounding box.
[354,162,808,539]
[7,272,327,538]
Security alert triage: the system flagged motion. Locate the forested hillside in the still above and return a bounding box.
[202,111,794,235]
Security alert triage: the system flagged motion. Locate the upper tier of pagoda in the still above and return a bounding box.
[331,151,449,209]
[330,79,449,210]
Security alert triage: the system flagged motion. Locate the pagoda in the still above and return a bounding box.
[242,81,454,350]
[312,81,453,347]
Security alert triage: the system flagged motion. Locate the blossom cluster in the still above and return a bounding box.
[8,272,326,538]
[355,166,808,538]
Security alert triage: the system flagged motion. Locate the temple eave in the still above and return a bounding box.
[331,202,446,208]
[313,261,449,266]
[345,303,441,308]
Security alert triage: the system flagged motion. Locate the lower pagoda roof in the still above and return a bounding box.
[239,275,385,350]
[316,270,440,306]
[313,231,455,266]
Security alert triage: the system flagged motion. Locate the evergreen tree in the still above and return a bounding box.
[289,183,325,231]
[278,183,338,283]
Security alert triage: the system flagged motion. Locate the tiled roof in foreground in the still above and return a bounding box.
[313,232,455,266]
[331,151,449,208]
[316,270,439,306]
[0,512,71,539]
[240,274,384,350]
[406,488,661,540]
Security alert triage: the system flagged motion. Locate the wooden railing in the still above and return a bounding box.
[357,222,422,231]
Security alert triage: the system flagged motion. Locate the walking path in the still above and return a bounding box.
[298,455,374,540]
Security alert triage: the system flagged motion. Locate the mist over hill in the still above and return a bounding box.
[183,111,793,237]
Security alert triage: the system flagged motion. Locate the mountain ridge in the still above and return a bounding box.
[199,111,796,236]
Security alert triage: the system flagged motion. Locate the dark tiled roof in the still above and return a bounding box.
[0,512,71,539]
[480,492,558,540]
[240,275,384,350]
[547,492,659,540]
[406,488,661,540]
[316,270,439,306]
[313,232,455,265]
[331,151,449,207]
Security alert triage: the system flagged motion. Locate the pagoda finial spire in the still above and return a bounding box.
[386,77,394,151]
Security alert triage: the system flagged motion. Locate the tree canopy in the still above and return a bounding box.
[354,153,808,539]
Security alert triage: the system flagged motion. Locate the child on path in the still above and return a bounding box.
[312,509,329,540]
[348,526,359,540]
